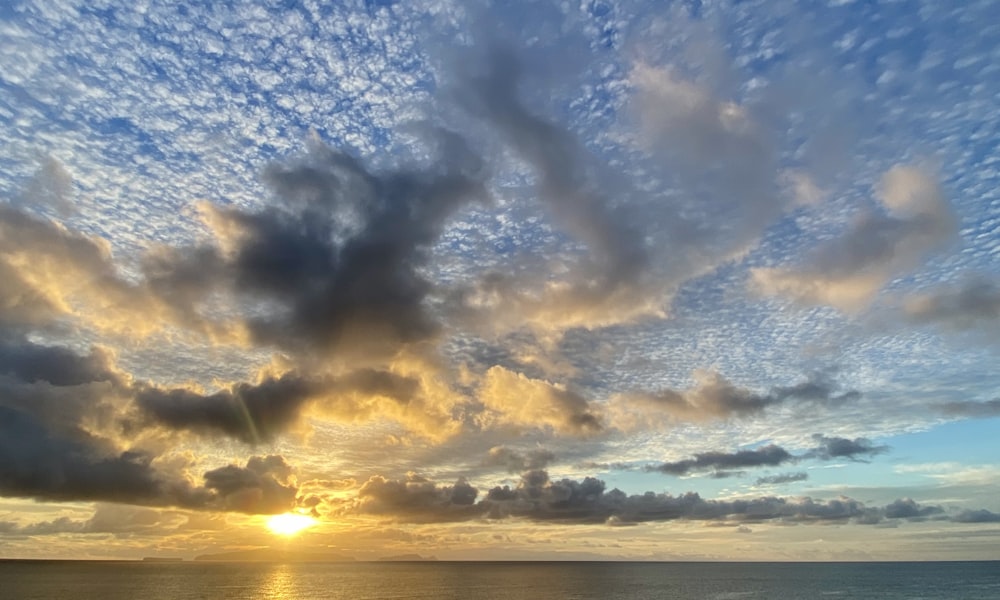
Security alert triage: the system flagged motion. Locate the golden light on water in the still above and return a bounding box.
[266,513,316,536]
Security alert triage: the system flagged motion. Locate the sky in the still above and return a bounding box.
[1,0,999,562]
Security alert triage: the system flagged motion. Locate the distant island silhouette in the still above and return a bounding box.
[192,548,440,562]
[194,548,354,562]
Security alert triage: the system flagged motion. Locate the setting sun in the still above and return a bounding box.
[266,513,316,536]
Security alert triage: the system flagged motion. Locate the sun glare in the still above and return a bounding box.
[266,513,316,536]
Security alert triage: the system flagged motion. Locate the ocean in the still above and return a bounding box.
[1,560,997,599]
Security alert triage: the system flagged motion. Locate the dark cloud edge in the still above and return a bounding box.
[347,470,996,527]
[643,434,889,477]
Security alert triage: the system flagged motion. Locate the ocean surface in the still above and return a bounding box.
[1,560,998,599]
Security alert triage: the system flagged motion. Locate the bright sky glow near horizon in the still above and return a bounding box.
[1,0,999,562]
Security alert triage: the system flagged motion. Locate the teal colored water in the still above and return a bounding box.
[1,560,997,599]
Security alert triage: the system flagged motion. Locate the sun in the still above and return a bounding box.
[266,513,316,536]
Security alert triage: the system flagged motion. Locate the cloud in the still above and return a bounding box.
[952,509,1000,523]
[629,62,787,274]
[647,445,794,477]
[484,446,556,473]
[935,399,1000,419]
[445,45,662,333]
[155,134,486,359]
[349,470,953,527]
[135,364,465,444]
[1,505,172,537]
[202,455,298,515]
[751,165,956,311]
[806,434,888,462]
[903,276,1000,331]
[0,331,204,508]
[0,336,120,388]
[606,370,860,429]
[0,181,237,343]
[0,334,303,516]
[756,472,809,486]
[883,498,944,520]
[135,374,315,444]
[12,157,76,216]
[352,473,483,523]
[648,434,889,478]
[477,366,603,436]
[0,404,206,507]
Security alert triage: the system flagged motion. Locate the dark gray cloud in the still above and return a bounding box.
[806,434,888,462]
[195,137,484,357]
[203,455,298,515]
[0,404,207,507]
[647,434,889,478]
[136,368,422,443]
[353,473,483,522]
[0,335,124,438]
[0,320,301,514]
[755,472,809,486]
[952,509,1000,523]
[883,498,945,520]
[904,276,1000,331]
[0,335,120,388]
[135,374,315,444]
[771,372,862,405]
[647,445,794,476]
[484,446,556,473]
[0,329,201,508]
[350,470,952,527]
[0,404,300,515]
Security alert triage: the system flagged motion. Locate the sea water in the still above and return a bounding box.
[1,560,997,599]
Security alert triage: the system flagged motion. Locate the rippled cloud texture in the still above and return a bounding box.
[1,0,998,561]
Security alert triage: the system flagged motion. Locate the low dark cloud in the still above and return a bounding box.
[203,455,298,515]
[0,396,302,515]
[883,498,945,520]
[0,336,120,388]
[0,331,303,515]
[756,472,809,486]
[0,329,205,508]
[353,473,483,522]
[349,470,953,527]
[951,509,1000,523]
[806,434,888,462]
[0,405,207,507]
[647,445,793,476]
